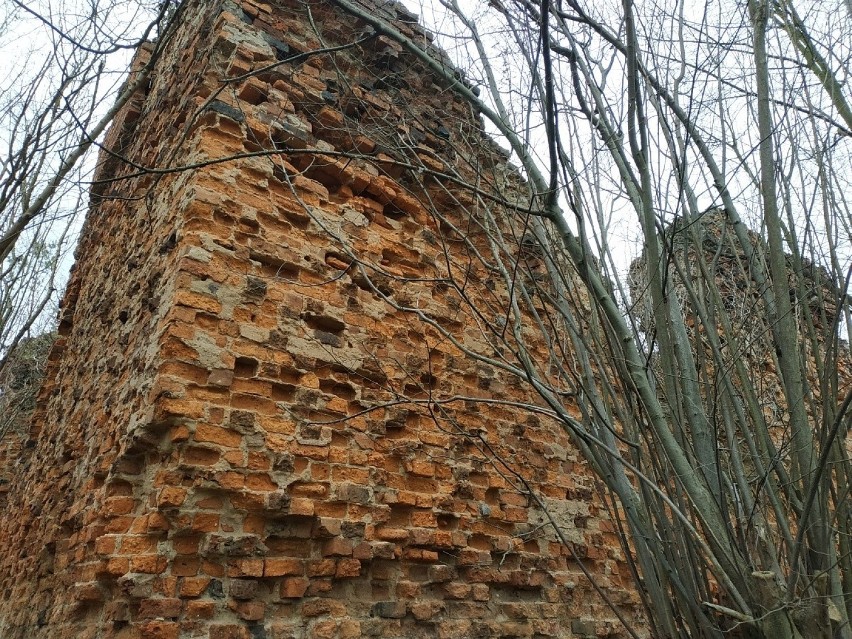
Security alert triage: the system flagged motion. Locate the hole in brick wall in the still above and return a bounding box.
[388,504,412,526]
[453,481,476,499]
[297,424,323,440]
[234,357,259,378]
[469,534,492,550]
[319,379,356,400]
[324,252,350,271]
[408,564,430,584]
[238,82,268,106]
[384,201,405,219]
[58,318,73,336]
[106,479,133,497]
[281,42,303,61]
[352,364,387,387]
[304,165,342,192]
[213,237,236,252]
[468,472,488,486]
[272,163,289,184]
[195,313,219,331]
[214,209,236,226]
[249,250,300,280]
[491,581,544,598]
[271,383,296,402]
[437,513,459,530]
[419,373,437,389]
[374,279,394,297]
[348,400,367,414]
[314,331,342,348]
[351,272,372,293]
[438,220,463,241]
[182,446,221,467]
[281,206,310,230]
[265,535,314,554]
[266,519,316,542]
[239,217,260,234]
[243,139,264,153]
[308,409,345,424]
[403,383,427,399]
[244,276,267,301]
[278,366,302,384]
[485,487,500,505]
[382,248,422,278]
[302,312,345,334]
[271,123,309,151]
[384,426,408,440]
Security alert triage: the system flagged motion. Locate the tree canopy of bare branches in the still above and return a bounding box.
[0,0,179,369]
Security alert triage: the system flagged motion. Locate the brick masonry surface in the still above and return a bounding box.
[0,1,643,637]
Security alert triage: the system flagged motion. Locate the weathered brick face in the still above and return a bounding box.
[0,1,642,637]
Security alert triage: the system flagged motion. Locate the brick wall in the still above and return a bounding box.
[0,1,642,637]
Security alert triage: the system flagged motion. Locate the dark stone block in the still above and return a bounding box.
[206,100,245,123]
[371,601,406,619]
[229,579,258,600]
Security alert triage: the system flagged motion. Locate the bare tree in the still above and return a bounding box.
[0,0,180,370]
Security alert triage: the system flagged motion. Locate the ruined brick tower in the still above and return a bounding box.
[0,1,640,637]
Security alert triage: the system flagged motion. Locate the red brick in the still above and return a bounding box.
[308,559,337,577]
[209,625,251,639]
[335,558,362,578]
[228,558,264,577]
[147,512,170,532]
[184,599,216,619]
[139,597,183,619]
[103,497,135,516]
[191,513,220,532]
[195,424,243,448]
[94,536,116,556]
[375,527,409,542]
[280,577,310,598]
[171,556,200,576]
[232,600,265,621]
[339,619,361,639]
[311,620,338,639]
[288,497,314,516]
[179,576,211,597]
[104,557,130,576]
[264,558,303,577]
[157,486,186,508]
[138,621,179,639]
[130,555,167,574]
[322,537,353,557]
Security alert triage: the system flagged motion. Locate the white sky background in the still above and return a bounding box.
[0,0,850,342]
